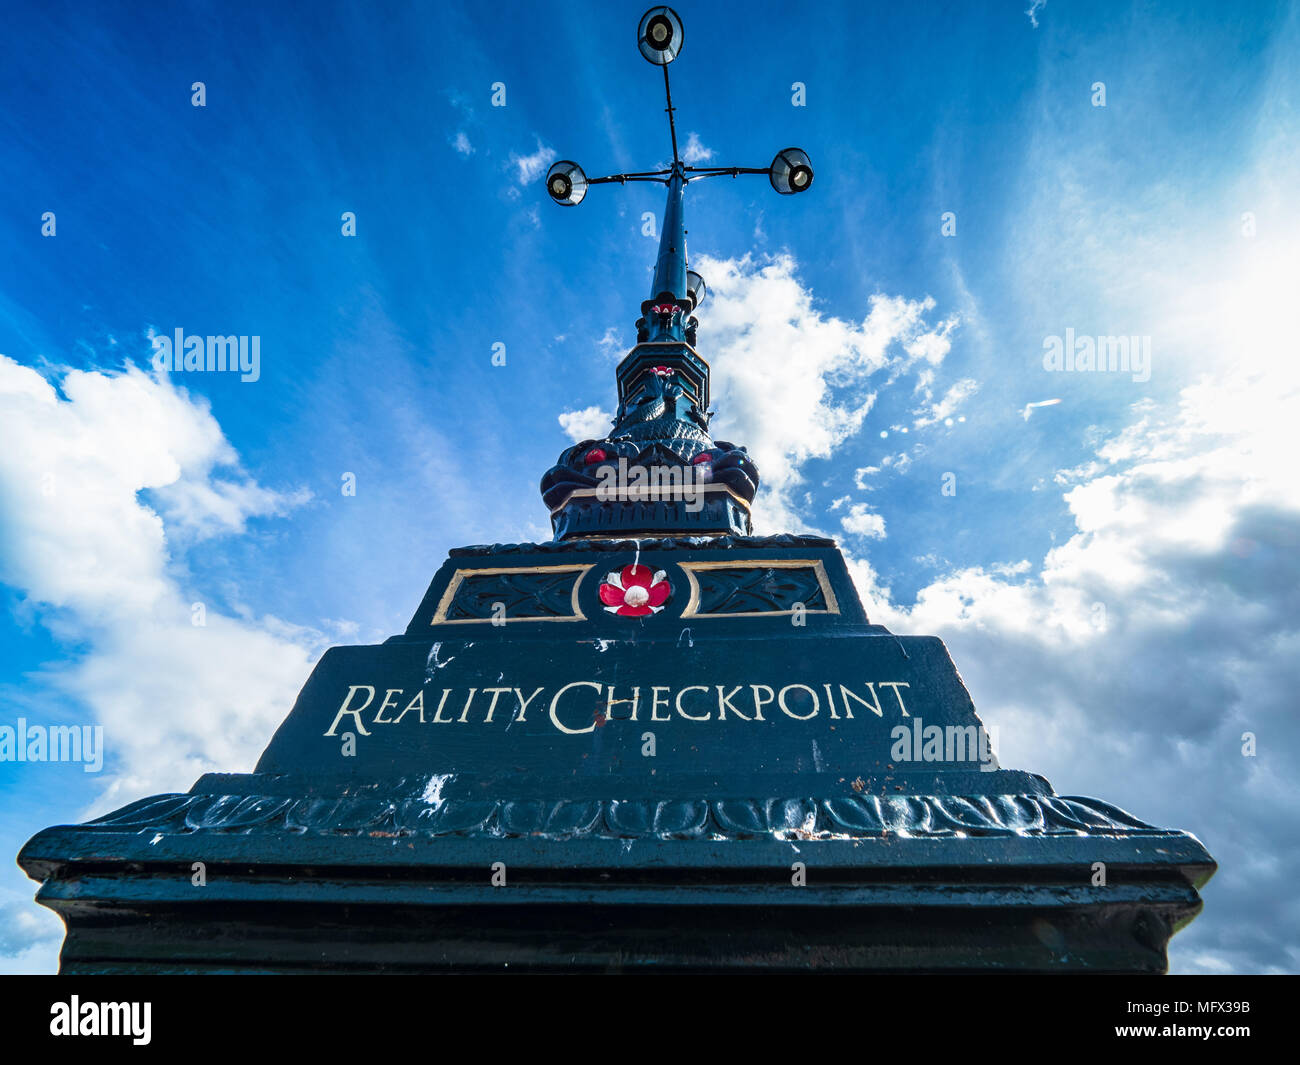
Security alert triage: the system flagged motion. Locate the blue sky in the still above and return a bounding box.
[2,0,1298,972]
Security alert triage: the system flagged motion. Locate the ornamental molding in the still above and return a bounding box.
[80,792,1170,843]
[449,533,837,558]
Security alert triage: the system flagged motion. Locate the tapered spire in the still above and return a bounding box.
[651,165,688,305]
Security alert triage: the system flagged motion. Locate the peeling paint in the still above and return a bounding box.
[421,773,454,809]
[426,641,458,675]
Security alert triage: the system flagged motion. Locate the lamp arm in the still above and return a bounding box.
[588,170,674,186]
[663,65,680,165]
[682,166,771,181]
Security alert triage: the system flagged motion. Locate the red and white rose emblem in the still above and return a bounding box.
[600,564,671,616]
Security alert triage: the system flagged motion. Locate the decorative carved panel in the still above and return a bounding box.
[431,565,593,624]
[679,559,838,617]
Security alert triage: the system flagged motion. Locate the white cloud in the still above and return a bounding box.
[855,454,911,489]
[681,132,714,164]
[157,476,308,541]
[846,358,1300,973]
[558,405,613,443]
[839,26,1300,971]
[694,253,959,532]
[853,466,880,489]
[913,377,978,428]
[0,898,61,967]
[597,326,624,360]
[0,356,325,810]
[840,502,886,540]
[1025,0,1047,29]
[452,131,474,156]
[508,139,556,185]
[903,323,957,366]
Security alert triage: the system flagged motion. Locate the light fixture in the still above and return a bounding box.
[638,6,683,65]
[686,269,707,310]
[547,9,817,334]
[545,160,589,205]
[769,147,814,195]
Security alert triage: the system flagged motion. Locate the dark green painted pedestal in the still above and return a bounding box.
[19,535,1214,972]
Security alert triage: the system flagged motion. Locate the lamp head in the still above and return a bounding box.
[769,147,814,195]
[545,160,589,206]
[686,269,707,312]
[638,6,684,65]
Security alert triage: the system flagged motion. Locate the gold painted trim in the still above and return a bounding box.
[549,482,752,517]
[430,564,594,625]
[678,559,840,619]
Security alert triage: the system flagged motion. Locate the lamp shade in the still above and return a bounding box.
[686,269,707,311]
[637,6,683,65]
[769,147,814,195]
[545,160,589,206]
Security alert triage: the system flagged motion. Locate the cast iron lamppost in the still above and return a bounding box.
[17,4,1213,976]
[545,6,813,339]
